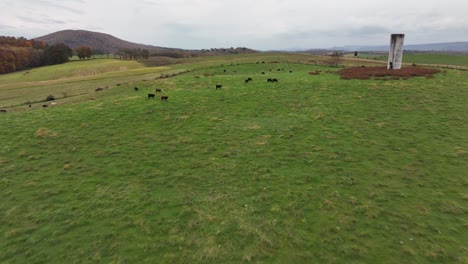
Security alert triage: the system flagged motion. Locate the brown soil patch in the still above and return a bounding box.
[35,128,58,138]
[309,70,321,75]
[338,66,440,80]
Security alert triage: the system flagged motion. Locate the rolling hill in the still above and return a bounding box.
[34,29,179,54]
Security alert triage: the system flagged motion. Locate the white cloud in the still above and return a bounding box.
[1,0,467,49]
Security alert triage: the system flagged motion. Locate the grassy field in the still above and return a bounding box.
[0,54,467,263]
[401,54,468,67]
[0,53,368,109]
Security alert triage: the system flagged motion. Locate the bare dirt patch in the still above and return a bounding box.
[338,66,440,80]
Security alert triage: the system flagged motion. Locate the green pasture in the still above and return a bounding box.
[355,53,468,67]
[0,54,467,263]
[402,54,468,67]
[0,53,344,108]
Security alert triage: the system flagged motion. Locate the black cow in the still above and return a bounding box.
[0,109,7,112]
[272,78,278,82]
[261,72,265,74]
[148,93,155,99]
[245,79,249,83]
[161,96,168,101]
[216,84,222,89]
[267,78,273,82]
[134,87,139,91]
[42,104,48,108]
[95,87,104,92]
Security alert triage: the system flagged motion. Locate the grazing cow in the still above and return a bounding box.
[42,104,48,108]
[155,88,162,93]
[0,109,7,112]
[216,84,222,89]
[223,70,227,72]
[272,78,278,82]
[261,72,265,74]
[247,77,252,81]
[148,93,155,99]
[134,87,139,91]
[277,69,281,71]
[267,78,273,83]
[95,87,104,92]
[289,71,293,73]
[161,96,168,101]
[245,79,249,83]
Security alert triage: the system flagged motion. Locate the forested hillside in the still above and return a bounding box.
[0,36,72,74]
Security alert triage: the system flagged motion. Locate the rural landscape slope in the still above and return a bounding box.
[34,29,178,54]
[0,52,467,263]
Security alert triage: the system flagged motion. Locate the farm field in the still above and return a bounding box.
[401,54,468,67]
[0,53,467,263]
[354,53,468,67]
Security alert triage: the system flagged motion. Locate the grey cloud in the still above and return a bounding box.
[163,22,199,34]
[140,0,160,5]
[275,25,393,41]
[0,24,17,30]
[4,0,468,50]
[345,26,392,36]
[17,15,67,25]
[83,25,104,31]
[34,0,85,14]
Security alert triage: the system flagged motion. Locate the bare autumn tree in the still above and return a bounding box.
[76,45,93,60]
[330,51,343,67]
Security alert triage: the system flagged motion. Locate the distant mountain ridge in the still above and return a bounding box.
[331,41,468,52]
[34,30,178,54]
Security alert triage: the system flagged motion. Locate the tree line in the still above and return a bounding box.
[150,47,256,59]
[117,47,257,60]
[1,36,258,73]
[116,48,150,60]
[0,36,96,74]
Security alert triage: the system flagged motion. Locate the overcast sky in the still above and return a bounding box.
[1,0,467,50]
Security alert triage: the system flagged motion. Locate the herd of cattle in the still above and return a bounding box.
[134,66,290,102]
[0,66,295,113]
